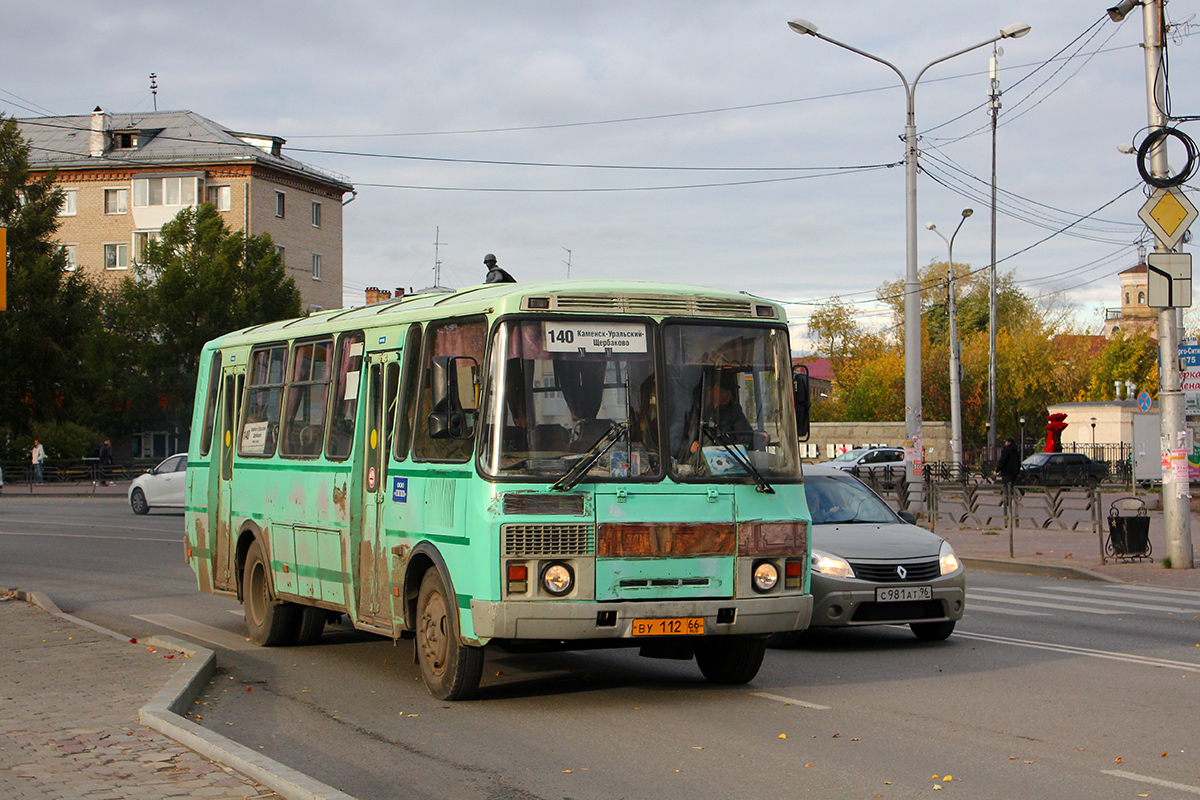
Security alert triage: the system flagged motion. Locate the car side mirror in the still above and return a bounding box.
[897,510,917,525]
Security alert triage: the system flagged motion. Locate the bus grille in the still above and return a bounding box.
[847,559,941,583]
[547,293,755,318]
[503,523,595,556]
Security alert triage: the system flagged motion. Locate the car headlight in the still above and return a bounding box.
[939,540,961,575]
[811,549,855,579]
[752,561,779,592]
[541,562,574,596]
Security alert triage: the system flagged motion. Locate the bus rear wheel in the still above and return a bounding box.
[243,539,297,646]
[416,569,484,700]
[694,636,766,684]
[292,605,327,645]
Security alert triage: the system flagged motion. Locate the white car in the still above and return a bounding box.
[822,446,906,488]
[128,453,188,514]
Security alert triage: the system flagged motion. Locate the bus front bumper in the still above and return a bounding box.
[471,595,812,641]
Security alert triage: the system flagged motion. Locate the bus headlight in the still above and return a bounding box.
[939,541,961,575]
[752,561,779,592]
[811,549,855,579]
[541,562,574,596]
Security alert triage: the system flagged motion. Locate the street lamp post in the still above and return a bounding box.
[788,19,1030,507]
[925,208,974,470]
[1091,417,1097,455]
[1019,415,1027,460]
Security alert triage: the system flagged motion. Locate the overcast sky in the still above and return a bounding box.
[4,1,1197,349]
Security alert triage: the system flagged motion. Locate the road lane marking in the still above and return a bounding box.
[1103,769,1200,795]
[956,630,1200,672]
[132,613,254,651]
[972,587,1200,614]
[1053,584,1200,600]
[751,692,831,710]
[964,592,1121,614]
[0,530,180,543]
[964,604,1049,616]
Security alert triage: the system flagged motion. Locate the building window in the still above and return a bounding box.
[104,243,129,270]
[133,231,159,264]
[275,245,285,265]
[59,189,77,217]
[207,185,231,212]
[311,201,322,228]
[114,132,138,149]
[62,244,77,272]
[104,188,128,215]
[1138,291,1145,304]
[133,176,199,208]
[275,191,286,218]
[1125,292,1130,304]
[312,253,322,280]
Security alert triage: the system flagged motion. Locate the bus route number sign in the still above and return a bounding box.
[544,322,648,354]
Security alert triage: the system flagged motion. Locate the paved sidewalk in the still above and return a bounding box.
[0,590,285,800]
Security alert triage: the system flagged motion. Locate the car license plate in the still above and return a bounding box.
[630,617,705,636]
[876,585,932,602]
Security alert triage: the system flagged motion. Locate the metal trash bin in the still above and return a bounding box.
[1106,498,1153,562]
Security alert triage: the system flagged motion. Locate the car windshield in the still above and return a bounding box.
[477,318,800,482]
[804,475,897,525]
[1022,453,1050,466]
[829,449,867,463]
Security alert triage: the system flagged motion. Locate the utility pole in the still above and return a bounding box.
[1138,0,1194,568]
[433,227,446,288]
[562,247,572,278]
[987,45,1001,458]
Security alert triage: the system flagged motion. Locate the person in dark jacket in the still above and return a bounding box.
[98,438,114,486]
[997,436,1021,487]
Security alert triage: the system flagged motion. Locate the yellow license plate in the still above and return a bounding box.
[630,617,705,636]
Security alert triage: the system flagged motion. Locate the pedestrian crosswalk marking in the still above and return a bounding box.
[966,591,1122,615]
[973,587,1200,614]
[965,604,1048,617]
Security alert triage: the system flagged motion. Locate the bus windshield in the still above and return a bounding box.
[478,318,799,482]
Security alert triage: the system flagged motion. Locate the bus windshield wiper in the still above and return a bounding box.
[702,423,774,494]
[551,422,628,492]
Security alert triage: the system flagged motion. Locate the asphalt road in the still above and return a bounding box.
[2,497,1198,799]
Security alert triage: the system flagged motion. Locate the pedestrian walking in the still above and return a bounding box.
[997,436,1021,488]
[31,439,45,483]
[98,438,114,486]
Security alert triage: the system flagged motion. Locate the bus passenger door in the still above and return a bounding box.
[213,367,244,592]
[357,352,400,626]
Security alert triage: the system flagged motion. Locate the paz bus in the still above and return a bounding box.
[184,275,813,700]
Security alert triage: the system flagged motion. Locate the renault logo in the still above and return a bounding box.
[896,565,908,580]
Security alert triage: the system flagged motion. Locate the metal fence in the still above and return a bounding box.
[1,460,156,487]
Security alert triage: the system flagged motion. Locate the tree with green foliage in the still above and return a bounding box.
[0,114,106,443]
[114,203,302,434]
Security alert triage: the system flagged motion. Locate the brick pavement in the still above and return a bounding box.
[0,591,285,800]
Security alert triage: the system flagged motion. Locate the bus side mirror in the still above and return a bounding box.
[429,355,477,440]
[793,366,811,442]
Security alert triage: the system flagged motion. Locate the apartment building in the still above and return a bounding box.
[18,107,354,312]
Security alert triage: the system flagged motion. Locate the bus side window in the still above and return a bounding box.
[413,317,486,463]
[240,344,287,457]
[281,338,334,458]
[393,324,422,462]
[325,332,365,461]
[199,350,221,457]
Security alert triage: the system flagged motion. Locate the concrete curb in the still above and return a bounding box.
[14,589,357,800]
[962,556,1120,583]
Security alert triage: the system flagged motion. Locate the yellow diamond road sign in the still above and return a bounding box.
[1139,186,1198,250]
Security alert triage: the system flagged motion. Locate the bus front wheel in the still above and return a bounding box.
[694,636,766,684]
[243,539,298,646]
[416,569,484,700]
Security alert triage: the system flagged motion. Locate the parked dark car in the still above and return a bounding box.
[1018,452,1107,487]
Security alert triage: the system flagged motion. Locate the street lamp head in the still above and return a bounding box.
[1107,0,1140,23]
[1019,415,1026,425]
[925,221,937,231]
[787,18,818,36]
[1000,23,1032,39]
[961,208,974,219]
[1117,142,1137,155]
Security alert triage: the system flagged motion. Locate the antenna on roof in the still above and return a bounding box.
[149,73,158,111]
[433,226,446,288]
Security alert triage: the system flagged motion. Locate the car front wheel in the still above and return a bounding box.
[130,488,149,515]
[910,620,955,641]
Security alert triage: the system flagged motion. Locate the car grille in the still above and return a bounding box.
[847,559,940,582]
[503,523,595,556]
[852,599,944,623]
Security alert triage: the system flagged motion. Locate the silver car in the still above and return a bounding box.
[774,464,965,644]
[128,453,188,515]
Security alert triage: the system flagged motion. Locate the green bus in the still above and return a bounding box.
[184,277,813,699]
